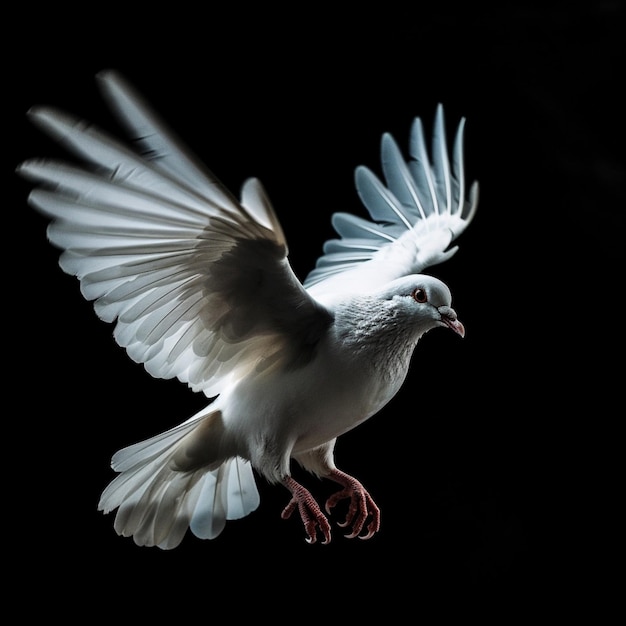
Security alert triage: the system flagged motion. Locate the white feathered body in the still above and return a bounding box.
[97,289,429,548]
[21,71,477,548]
[209,293,429,473]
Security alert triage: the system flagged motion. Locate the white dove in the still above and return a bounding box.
[19,71,478,548]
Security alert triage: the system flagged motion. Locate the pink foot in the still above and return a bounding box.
[281,476,332,544]
[325,469,381,539]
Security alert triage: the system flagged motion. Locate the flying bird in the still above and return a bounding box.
[19,71,478,548]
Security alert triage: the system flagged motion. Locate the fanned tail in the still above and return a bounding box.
[98,410,260,549]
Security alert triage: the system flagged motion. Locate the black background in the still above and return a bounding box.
[9,0,624,615]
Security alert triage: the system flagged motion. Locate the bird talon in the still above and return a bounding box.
[326,469,381,540]
[282,477,332,544]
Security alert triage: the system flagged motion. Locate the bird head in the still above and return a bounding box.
[376,274,465,338]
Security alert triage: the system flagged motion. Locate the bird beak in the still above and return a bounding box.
[438,307,465,338]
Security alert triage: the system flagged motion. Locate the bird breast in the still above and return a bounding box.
[218,300,421,465]
[289,315,418,449]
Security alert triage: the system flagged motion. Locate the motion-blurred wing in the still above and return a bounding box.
[20,72,331,397]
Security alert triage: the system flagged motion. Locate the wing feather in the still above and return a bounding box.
[20,80,331,398]
[430,104,452,219]
[97,70,241,217]
[380,133,429,222]
[304,105,479,298]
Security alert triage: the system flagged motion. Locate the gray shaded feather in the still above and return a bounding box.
[304,105,478,293]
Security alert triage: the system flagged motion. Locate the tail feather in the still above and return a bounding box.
[189,457,260,540]
[130,470,200,547]
[109,414,203,472]
[98,413,260,549]
[189,468,228,540]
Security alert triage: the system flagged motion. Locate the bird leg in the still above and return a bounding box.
[325,469,381,540]
[281,476,332,544]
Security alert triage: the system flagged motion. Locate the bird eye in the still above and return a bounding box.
[412,288,428,303]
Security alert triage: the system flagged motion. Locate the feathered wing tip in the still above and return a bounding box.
[95,69,241,213]
[19,72,293,398]
[304,105,479,291]
[98,413,260,549]
[370,103,478,233]
[97,70,287,241]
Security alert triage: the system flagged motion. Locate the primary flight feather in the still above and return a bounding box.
[20,71,478,548]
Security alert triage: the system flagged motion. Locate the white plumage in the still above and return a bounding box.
[19,71,478,548]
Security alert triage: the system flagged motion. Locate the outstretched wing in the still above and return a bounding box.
[20,71,331,398]
[304,105,478,302]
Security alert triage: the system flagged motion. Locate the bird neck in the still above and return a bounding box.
[332,297,424,367]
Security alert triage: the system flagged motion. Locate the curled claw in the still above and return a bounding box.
[325,469,381,540]
[282,477,332,544]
